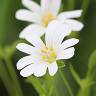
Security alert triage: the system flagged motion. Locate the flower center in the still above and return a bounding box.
[41,48,56,63]
[42,12,56,27]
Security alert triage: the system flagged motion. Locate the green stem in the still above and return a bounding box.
[77,86,90,96]
[27,77,47,96]
[48,86,53,96]
[0,61,15,96]
[80,0,90,21]
[67,0,75,10]
[69,64,81,86]
[5,57,23,96]
[59,70,74,96]
[0,0,11,45]
[69,64,91,96]
[44,74,54,96]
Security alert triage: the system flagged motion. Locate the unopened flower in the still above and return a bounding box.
[16,21,79,77]
[16,0,84,38]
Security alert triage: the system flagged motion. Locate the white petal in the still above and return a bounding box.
[48,62,58,76]
[17,56,34,70]
[58,10,82,21]
[15,9,41,23]
[22,0,41,13]
[34,63,47,77]
[25,34,46,49]
[40,0,51,13]
[57,47,75,60]
[19,24,46,39]
[60,38,79,50]
[16,43,35,54]
[50,0,61,15]
[45,20,71,50]
[65,19,84,31]
[20,64,34,77]
[41,0,61,16]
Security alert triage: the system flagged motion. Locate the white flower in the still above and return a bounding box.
[16,0,84,39]
[16,20,79,77]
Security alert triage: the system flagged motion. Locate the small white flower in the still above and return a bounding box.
[16,20,79,77]
[16,0,84,38]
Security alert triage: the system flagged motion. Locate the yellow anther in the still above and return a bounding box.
[41,47,48,53]
[41,49,47,53]
[50,51,56,57]
[42,56,47,59]
[47,58,55,63]
[42,12,56,27]
[50,48,54,51]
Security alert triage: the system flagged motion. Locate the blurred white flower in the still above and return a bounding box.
[16,21,79,77]
[16,0,84,38]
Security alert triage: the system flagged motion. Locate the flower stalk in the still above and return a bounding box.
[0,61,16,96]
[4,57,23,96]
[27,76,47,96]
[81,0,90,20]
[59,70,74,96]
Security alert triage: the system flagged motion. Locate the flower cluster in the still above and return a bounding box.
[16,0,84,77]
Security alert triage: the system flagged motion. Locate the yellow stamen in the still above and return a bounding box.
[41,48,56,63]
[42,12,56,27]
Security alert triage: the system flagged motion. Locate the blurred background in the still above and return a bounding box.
[0,0,96,96]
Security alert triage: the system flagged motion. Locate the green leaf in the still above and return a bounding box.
[87,50,96,78]
[88,50,96,70]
